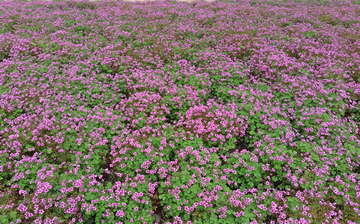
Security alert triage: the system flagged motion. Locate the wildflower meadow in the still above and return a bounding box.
[0,0,360,223]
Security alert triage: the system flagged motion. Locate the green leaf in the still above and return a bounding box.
[85,192,93,200]
[248,182,254,188]
[63,143,70,150]
[286,196,300,211]
[244,212,255,219]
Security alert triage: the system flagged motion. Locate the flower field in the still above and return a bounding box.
[0,0,360,223]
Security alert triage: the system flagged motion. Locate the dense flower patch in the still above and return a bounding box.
[0,0,360,223]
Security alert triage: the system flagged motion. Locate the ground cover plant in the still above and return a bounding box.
[1,0,360,223]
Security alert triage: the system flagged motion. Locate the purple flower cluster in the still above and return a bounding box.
[0,0,360,223]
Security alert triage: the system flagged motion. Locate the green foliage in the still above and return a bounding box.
[225,152,263,190]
